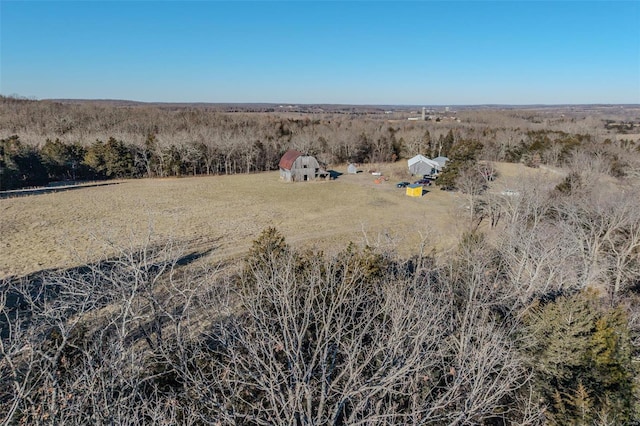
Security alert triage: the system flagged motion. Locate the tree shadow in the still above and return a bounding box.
[0,238,223,338]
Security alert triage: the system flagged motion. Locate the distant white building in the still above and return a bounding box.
[408,107,428,121]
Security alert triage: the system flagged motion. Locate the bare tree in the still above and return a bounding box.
[166,234,541,424]
[456,168,486,228]
[0,235,212,424]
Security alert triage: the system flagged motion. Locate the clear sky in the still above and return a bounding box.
[1,1,639,105]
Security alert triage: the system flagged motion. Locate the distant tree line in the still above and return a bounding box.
[1,127,625,191]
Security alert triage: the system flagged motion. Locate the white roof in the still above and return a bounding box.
[432,156,449,166]
[408,155,439,168]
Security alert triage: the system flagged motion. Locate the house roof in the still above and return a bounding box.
[408,155,439,168]
[432,156,449,166]
[279,149,303,170]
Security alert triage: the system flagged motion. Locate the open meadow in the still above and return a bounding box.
[0,164,449,279]
[0,161,563,279]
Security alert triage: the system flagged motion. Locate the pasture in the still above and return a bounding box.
[0,162,553,279]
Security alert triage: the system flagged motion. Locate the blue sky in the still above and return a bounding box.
[1,1,639,105]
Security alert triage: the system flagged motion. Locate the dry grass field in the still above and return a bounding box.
[0,162,556,279]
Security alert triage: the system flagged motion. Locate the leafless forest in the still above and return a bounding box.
[2,96,640,424]
[2,96,640,188]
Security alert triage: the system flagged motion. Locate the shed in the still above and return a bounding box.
[406,184,423,197]
[432,156,449,171]
[347,163,357,174]
[279,150,324,182]
[408,155,440,176]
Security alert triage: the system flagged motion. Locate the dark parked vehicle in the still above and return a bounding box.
[396,181,410,188]
[413,179,432,186]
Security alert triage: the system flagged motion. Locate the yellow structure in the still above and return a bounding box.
[406,184,423,197]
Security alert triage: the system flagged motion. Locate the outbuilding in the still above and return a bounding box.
[406,184,423,197]
[408,155,440,176]
[279,150,325,182]
[432,156,449,172]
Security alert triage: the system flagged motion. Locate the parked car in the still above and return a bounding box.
[396,181,410,188]
[413,179,432,186]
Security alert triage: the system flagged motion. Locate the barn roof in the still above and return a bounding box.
[279,149,303,170]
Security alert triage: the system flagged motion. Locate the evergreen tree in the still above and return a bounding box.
[84,137,135,178]
[41,138,86,180]
[0,135,47,189]
[436,139,483,190]
[521,291,636,424]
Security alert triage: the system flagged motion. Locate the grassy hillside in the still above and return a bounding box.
[2,162,486,279]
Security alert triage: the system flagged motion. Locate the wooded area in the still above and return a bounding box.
[1,96,640,424]
[2,96,639,190]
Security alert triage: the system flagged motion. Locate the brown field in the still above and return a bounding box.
[0,162,555,279]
